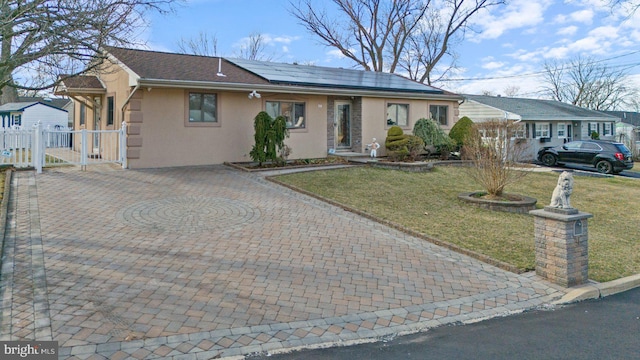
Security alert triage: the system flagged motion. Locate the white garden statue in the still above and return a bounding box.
[549,171,574,209]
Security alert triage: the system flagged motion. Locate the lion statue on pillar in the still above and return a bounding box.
[549,171,574,209]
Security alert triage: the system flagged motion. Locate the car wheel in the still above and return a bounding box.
[596,160,613,174]
[541,153,557,166]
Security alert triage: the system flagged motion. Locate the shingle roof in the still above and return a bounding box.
[105,46,270,85]
[0,102,38,112]
[58,75,105,90]
[0,101,68,113]
[602,111,640,126]
[464,94,618,121]
[104,46,453,95]
[18,97,70,110]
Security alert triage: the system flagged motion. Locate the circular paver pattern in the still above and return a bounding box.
[116,196,261,233]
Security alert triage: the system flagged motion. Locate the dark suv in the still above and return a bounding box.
[537,140,634,174]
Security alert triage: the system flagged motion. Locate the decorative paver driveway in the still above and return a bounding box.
[0,166,566,359]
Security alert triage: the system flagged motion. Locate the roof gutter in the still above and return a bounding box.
[135,78,464,101]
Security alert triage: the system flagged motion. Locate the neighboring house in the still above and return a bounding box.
[601,111,640,155]
[18,96,73,127]
[54,46,463,169]
[459,95,619,160]
[0,101,69,129]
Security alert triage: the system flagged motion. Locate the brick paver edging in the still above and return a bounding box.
[266,176,523,274]
[0,169,12,271]
[224,161,352,173]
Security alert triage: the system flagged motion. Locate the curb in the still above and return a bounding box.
[553,273,640,304]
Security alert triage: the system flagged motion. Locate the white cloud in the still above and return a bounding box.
[570,9,594,24]
[482,61,505,70]
[557,25,578,36]
[469,0,552,41]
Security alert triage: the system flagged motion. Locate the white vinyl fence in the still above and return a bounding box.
[0,121,127,172]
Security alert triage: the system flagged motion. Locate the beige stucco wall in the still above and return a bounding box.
[360,97,459,156]
[127,90,329,168]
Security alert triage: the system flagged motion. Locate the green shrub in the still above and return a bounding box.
[249,112,289,166]
[449,116,475,147]
[405,135,425,161]
[385,126,410,161]
[591,131,600,140]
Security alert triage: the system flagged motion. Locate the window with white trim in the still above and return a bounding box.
[535,123,550,138]
[557,123,567,138]
[266,101,306,129]
[387,103,409,127]
[602,122,612,136]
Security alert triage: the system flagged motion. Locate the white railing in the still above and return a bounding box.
[0,122,127,172]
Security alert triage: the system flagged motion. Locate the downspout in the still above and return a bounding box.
[121,84,140,125]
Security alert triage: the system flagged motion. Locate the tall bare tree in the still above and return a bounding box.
[542,57,637,111]
[177,31,219,57]
[0,0,179,104]
[235,33,273,61]
[289,0,504,85]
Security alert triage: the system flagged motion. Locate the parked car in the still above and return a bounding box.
[538,140,634,174]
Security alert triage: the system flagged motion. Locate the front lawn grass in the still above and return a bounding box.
[274,166,640,282]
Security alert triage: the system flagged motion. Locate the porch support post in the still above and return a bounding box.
[33,121,43,174]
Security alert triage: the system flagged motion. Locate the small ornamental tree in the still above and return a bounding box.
[249,112,289,166]
[385,125,425,162]
[449,116,476,148]
[462,119,528,198]
[385,126,409,161]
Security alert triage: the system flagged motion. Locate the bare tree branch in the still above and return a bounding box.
[542,57,637,111]
[235,32,273,61]
[176,31,218,57]
[289,0,503,84]
[1,0,180,104]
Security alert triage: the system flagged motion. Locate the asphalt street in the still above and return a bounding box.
[252,287,640,360]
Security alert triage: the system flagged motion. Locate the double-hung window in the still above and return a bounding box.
[430,105,448,126]
[188,93,217,123]
[557,123,567,138]
[266,101,305,129]
[387,103,409,127]
[602,122,613,136]
[535,123,550,138]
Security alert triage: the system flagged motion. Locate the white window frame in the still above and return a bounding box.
[602,122,612,136]
[535,123,550,138]
[557,123,567,138]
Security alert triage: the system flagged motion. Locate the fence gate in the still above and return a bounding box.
[0,122,127,172]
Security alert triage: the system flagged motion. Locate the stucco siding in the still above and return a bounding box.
[127,90,329,168]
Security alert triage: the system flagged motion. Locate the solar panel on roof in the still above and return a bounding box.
[227,58,442,94]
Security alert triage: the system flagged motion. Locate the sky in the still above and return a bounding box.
[142,0,640,101]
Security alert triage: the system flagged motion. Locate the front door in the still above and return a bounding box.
[335,101,351,149]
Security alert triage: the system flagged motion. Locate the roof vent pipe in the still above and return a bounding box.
[217,58,226,77]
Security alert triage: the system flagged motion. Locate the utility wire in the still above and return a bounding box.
[440,51,640,82]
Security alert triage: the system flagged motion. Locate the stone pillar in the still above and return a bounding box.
[529,207,593,287]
